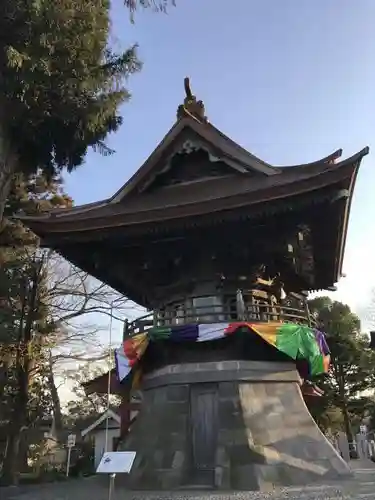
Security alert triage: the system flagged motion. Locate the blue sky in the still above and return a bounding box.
[64,0,375,332]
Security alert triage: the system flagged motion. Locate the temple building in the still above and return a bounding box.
[20,78,369,491]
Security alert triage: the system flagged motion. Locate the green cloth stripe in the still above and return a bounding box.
[275,323,302,360]
[275,323,325,376]
[309,355,325,377]
[148,326,172,340]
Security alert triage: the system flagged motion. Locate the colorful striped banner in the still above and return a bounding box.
[115,321,331,383]
[123,333,149,366]
[149,323,238,342]
[248,322,330,378]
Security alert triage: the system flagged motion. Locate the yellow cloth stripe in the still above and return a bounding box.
[248,321,282,346]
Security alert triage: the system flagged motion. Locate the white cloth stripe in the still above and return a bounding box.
[115,348,132,382]
[197,323,229,342]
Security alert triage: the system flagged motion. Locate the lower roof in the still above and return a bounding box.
[19,148,368,241]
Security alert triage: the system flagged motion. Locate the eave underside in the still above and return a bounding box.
[18,148,366,308]
[48,190,351,308]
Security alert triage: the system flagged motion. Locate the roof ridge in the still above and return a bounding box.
[206,122,275,169]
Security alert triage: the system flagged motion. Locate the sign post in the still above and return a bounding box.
[66,433,76,478]
[96,451,136,500]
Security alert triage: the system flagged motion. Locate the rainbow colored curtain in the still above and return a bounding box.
[248,322,330,376]
[114,321,330,383]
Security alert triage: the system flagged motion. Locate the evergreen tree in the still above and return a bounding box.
[0,172,71,484]
[308,297,375,441]
[124,0,174,17]
[0,0,141,225]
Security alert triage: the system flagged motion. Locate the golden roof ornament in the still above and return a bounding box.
[177,77,208,123]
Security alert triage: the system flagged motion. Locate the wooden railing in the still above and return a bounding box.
[124,292,314,338]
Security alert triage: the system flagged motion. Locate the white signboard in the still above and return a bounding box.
[96,451,136,474]
[67,434,76,448]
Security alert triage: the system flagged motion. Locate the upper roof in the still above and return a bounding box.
[19,77,368,236]
[17,78,369,299]
[17,93,368,239]
[18,146,368,239]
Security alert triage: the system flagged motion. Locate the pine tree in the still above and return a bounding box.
[124,0,175,18]
[308,297,375,441]
[0,0,141,225]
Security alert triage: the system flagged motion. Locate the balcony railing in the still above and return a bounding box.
[124,292,314,338]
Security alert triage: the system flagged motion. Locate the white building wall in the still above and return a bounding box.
[94,428,121,468]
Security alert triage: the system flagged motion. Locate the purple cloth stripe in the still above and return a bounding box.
[169,324,199,341]
[314,329,330,355]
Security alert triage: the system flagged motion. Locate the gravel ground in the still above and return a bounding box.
[2,465,375,500]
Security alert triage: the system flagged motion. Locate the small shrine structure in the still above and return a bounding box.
[20,78,369,491]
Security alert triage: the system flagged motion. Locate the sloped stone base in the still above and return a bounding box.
[118,360,351,491]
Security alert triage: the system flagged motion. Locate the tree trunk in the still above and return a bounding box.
[1,364,28,485]
[0,134,17,227]
[0,362,9,399]
[47,352,63,435]
[18,436,29,473]
[341,403,353,443]
[1,265,39,485]
[337,364,353,443]
[2,435,21,486]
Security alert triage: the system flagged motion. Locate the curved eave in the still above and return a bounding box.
[334,150,367,283]
[42,149,343,218]
[15,150,343,221]
[278,149,343,169]
[18,147,369,241]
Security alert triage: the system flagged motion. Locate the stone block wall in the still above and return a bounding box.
[215,380,350,490]
[118,361,351,491]
[120,383,191,489]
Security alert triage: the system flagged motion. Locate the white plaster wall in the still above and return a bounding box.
[94,428,120,468]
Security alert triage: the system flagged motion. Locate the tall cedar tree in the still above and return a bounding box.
[0,172,71,485]
[0,0,141,226]
[308,297,375,441]
[124,0,174,18]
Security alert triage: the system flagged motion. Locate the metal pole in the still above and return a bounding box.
[108,473,116,500]
[105,303,114,454]
[66,447,71,477]
[105,304,114,500]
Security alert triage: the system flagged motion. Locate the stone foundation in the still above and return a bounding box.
[118,360,351,490]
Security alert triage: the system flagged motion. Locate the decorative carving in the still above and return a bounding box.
[149,149,234,188]
[285,226,314,286]
[177,77,208,123]
[176,140,221,163]
[179,140,200,154]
